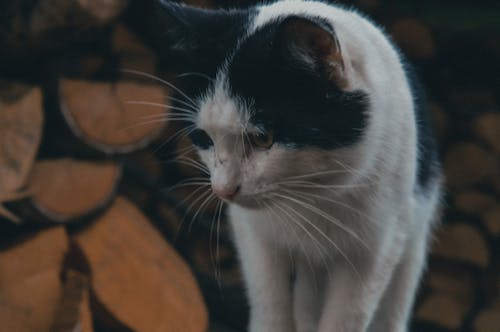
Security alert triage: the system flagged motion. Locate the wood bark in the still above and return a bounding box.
[50,270,94,332]
[0,85,43,223]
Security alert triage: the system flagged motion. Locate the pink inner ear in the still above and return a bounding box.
[282,17,347,88]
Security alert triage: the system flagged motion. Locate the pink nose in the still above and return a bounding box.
[212,185,240,200]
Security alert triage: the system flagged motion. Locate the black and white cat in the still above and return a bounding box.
[134,1,443,331]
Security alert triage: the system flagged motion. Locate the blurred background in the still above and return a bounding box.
[0,0,499,331]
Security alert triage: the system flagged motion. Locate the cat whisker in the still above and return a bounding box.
[282,169,355,181]
[215,199,225,287]
[125,94,199,112]
[188,191,218,233]
[259,198,295,267]
[152,125,197,154]
[272,192,370,251]
[272,196,363,284]
[274,180,370,190]
[208,198,223,287]
[273,200,333,282]
[163,181,211,192]
[117,117,193,132]
[176,156,210,175]
[121,69,198,108]
[125,101,197,117]
[177,71,214,82]
[269,199,329,282]
[279,188,381,229]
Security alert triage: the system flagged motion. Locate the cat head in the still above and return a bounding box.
[148,1,373,207]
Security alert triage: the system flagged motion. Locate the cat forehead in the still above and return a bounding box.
[197,85,251,133]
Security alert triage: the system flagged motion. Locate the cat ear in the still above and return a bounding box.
[278,17,348,88]
[124,0,249,74]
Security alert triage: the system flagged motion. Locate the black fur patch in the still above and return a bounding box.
[404,60,441,189]
[226,17,369,149]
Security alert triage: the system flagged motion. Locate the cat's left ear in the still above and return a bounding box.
[124,0,250,74]
[278,17,348,88]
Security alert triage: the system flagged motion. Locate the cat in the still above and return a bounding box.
[130,1,443,331]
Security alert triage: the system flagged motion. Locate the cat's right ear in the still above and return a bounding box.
[124,0,250,74]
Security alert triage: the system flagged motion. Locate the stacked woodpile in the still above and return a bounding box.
[0,0,498,332]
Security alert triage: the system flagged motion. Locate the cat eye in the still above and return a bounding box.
[250,131,274,149]
[189,129,214,149]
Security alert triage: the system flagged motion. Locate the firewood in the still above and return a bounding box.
[432,223,489,267]
[50,270,94,332]
[390,18,436,59]
[31,0,128,34]
[113,23,158,74]
[0,227,69,332]
[482,205,500,237]
[475,113,500,154]
[474,302,500,332]
[73,197,208,332]
[444,142,497,190]
[454,191,496,215]
[0,85,43,223]
[416,293,472,330]
[14,159,121,223]
[59,79,170,154]
[426,264,475,303]
[113,23,152,55]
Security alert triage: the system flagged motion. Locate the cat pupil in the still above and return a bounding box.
[189,129,213,149]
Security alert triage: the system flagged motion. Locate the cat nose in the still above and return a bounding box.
[212,184,240,200]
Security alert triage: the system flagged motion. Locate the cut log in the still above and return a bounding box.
[444,142,497,190]
[0,227,69,332]
[113,23,158,74]
[482,205,500,237]
[432,223,489,267]
[113,23,152,55]
[59,79,170,154]
[73,197,208,332]
[416,293,472,330]
[21,159,121,223]
[391,18,436,59]
[50,270,94,332]
[454,191,496,215]
[0,85,43,223]
[31,0,128,34]
[474,302,500,332]
[474,113,500,154]
[426,264,475,303]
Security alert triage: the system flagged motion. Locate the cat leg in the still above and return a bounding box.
[367,215,434,332]
[317,228,406,332]
[230,218,295,332]
[293,258,324,332]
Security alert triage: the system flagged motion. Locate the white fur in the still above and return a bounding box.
[193,1,442,331]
